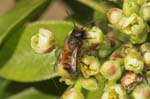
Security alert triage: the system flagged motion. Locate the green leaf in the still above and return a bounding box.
[0,79,11,99]
[77,0,110,20]
[0,78,67,99]
[0,0,51,45]
[0,21,73,82]
[64,0,93,24]
[6,88,57,99]
[86,74,106,99]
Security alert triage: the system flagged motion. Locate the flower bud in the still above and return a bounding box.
[123,0,140,16]
[132,83,150,99]
[31,28,55,53]
[121,14,148,44]
[124,48,144,73]
[140,3,150,21]
[98,37,121,58]
[81,55,100,78]
[62,88,85,99]
[140,43,150,68]
[82,77,98,91]
[136,0,149,5]
[121,72,143,92]
[86,26,104,49]
[107,8,123,24]
[109,47,124,60]
[101,84,127,99]
[100,60,122,81]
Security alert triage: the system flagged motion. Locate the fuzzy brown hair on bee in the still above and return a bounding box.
[59,27,86,74]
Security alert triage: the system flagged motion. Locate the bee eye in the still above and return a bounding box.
[74,31,85,39]
[75,32,82,37]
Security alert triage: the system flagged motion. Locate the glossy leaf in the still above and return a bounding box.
[0,0,51,45]
[0,79,11,99]
[64,0,93,24]
[0,21,73,82]
[6,88,57,99]
[0,78,67,99]
[78,0,110,20]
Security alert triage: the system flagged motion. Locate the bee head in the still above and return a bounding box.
[71,28,85,40]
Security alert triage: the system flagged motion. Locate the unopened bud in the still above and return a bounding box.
[140,3,150,21]
[100,60,122,81]
[121,72,143,92]
[140,43,150,68]
[31,28,55,53]
[86,26,104,49]
[124,48,144,73]
[62,88,85,99]
[132,83,150,99]
[107,8,123,24]
[82,77,98,91]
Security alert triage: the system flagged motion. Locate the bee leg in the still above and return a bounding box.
[53,47,62,72]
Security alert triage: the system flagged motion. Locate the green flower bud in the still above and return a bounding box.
[121,14,148,44]
[100,60,122,81]
[86,26,104,49]
[123,0,140,16]
[102,84,127,99]
[140,43,150,68]
[31,28,55,53]
[124,48,144,73]
[132,83,150,99]
[98,37,121,58]
[136,0,149,5]
[81,55,100,78]
[121,72,143,92]
[109,47,124,60]
[82,77,98,91]
[107,8,123,24]
[140,43,150,53]
[62,88,84,99]
[140,3,150,21]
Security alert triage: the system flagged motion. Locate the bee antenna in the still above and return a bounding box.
[65,10,76,28]
[81,18,100,30]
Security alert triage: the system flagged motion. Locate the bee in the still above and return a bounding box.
[59,27,86,74]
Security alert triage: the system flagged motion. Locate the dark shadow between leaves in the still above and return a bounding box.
[3,77,67,98]
[63,0,94,24]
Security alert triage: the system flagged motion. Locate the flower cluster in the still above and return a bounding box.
[30,1,150,99]
[107,0,150,44]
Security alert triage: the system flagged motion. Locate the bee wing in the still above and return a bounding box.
[70,47,78,73]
